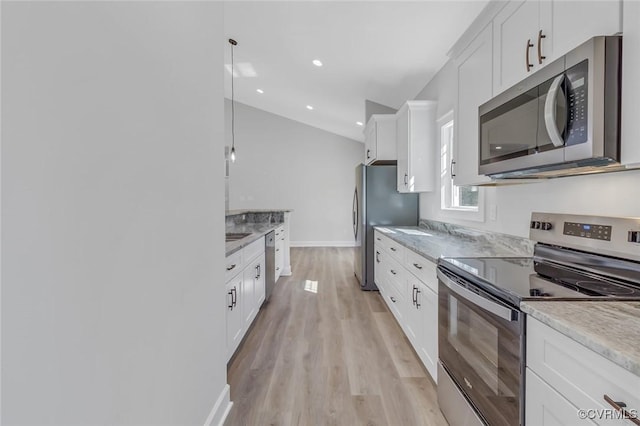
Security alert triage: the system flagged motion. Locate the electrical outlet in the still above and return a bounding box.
[489,204,497,221]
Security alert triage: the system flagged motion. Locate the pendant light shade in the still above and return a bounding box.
[229,38,238,163]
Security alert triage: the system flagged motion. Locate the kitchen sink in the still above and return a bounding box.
[225,232,251,242]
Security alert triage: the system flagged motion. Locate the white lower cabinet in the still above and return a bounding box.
[225,274,244,356]
[526,317,640,425]
[526,368,585,426]
[374,230,438,383]
[225,237,266,360]
[275,225,285,281]
[242,253,265,328]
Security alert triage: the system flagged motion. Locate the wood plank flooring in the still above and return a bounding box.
[225,247,448,426]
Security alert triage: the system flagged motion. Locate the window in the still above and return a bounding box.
[440,114,480,212]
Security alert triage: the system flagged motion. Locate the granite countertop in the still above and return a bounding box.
[226,208,293,215]
[522,301,640,376]
[374,225,530,262]
[225,222,283,256]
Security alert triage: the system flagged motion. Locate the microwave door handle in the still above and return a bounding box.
[437,269,519,322]
[544,74,566,148]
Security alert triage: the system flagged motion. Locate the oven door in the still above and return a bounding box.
[437,267,524,426]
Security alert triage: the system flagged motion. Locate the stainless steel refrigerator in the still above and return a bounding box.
[353,164,418,290]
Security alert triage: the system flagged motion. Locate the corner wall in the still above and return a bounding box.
[226,100,363,246]
[1,3,228,424]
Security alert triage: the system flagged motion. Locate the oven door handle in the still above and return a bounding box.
[437,270,519,322]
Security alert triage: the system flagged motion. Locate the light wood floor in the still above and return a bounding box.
[225,247,448,426]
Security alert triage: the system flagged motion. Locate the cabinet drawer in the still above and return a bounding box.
[225,250,243,282]
[243,236,265,263]
[382,256,406,297]
[374,231,389,249]
[527,317,640,423]
[405,249,437,293]
[382,237,405,264]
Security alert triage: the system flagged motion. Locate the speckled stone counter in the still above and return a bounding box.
[225,209,291,256]
[225,222,282,256]
[522,301,640,376]
[375,220,533,263]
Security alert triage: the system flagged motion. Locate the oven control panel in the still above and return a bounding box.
[529,212,640,263]
[563,222,611,241]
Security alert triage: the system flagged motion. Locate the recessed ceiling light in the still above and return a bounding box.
[356,121,363,126]
[306,105,314,110]
[256,89,264,94]
[312,59,323,67]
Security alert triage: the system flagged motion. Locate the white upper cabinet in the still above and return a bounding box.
[493,0,540,94]
[493,0,621,95]
[364,114,396,165]
[454,24,493,186]
[622,0,640,166]
[395,101,437,193]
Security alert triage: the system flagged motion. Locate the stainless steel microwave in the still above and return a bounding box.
[478,36,622,179]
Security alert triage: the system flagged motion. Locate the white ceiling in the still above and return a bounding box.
[224,1,488,142]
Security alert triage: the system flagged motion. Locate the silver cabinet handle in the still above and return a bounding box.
[228,290,234,309]
[366,149,371,159]
[437,269,518,322]
[390,270,397,275]
[376,251,381,263]
[404,173,408,186]
[390,296,396,303]
[415,288,421,308]
[390,247,396,252]
[451,159,456,178]
[226,264,236,271]
[413,263,423,270]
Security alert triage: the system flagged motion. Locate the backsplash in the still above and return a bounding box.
[419,219,534,257]
[225,210,285,227]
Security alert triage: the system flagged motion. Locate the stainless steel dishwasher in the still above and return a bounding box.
[265,231,276,301]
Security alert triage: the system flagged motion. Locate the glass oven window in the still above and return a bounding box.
[439,280,522,426]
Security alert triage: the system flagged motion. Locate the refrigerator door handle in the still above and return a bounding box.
[352,187,359,240]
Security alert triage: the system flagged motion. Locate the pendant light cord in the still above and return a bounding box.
[229,39,236,153]
[230,39,235,154]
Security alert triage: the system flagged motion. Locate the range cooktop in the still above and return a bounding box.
[439,256,640,307]
[439,213,640,307]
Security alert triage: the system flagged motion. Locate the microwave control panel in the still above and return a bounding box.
[565,60,589,146]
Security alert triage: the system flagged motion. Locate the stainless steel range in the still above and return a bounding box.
[436,212,640,426]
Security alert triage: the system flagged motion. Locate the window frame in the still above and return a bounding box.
[438,111,485,222]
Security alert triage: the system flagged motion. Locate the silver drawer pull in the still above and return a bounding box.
[390,247,396,252]
[413,263,423,270]
[390,296,396,303]
[226,264,236,271]
[390,270,397,275]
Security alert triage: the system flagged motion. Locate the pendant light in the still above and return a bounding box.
[229,38,238,163]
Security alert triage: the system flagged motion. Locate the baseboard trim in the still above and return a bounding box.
[290,241,357,248]
[204,384,232,426]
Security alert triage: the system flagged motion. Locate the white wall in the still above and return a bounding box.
[226,101,362,246]
[416,58,640,239]
[1,3,229,425]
